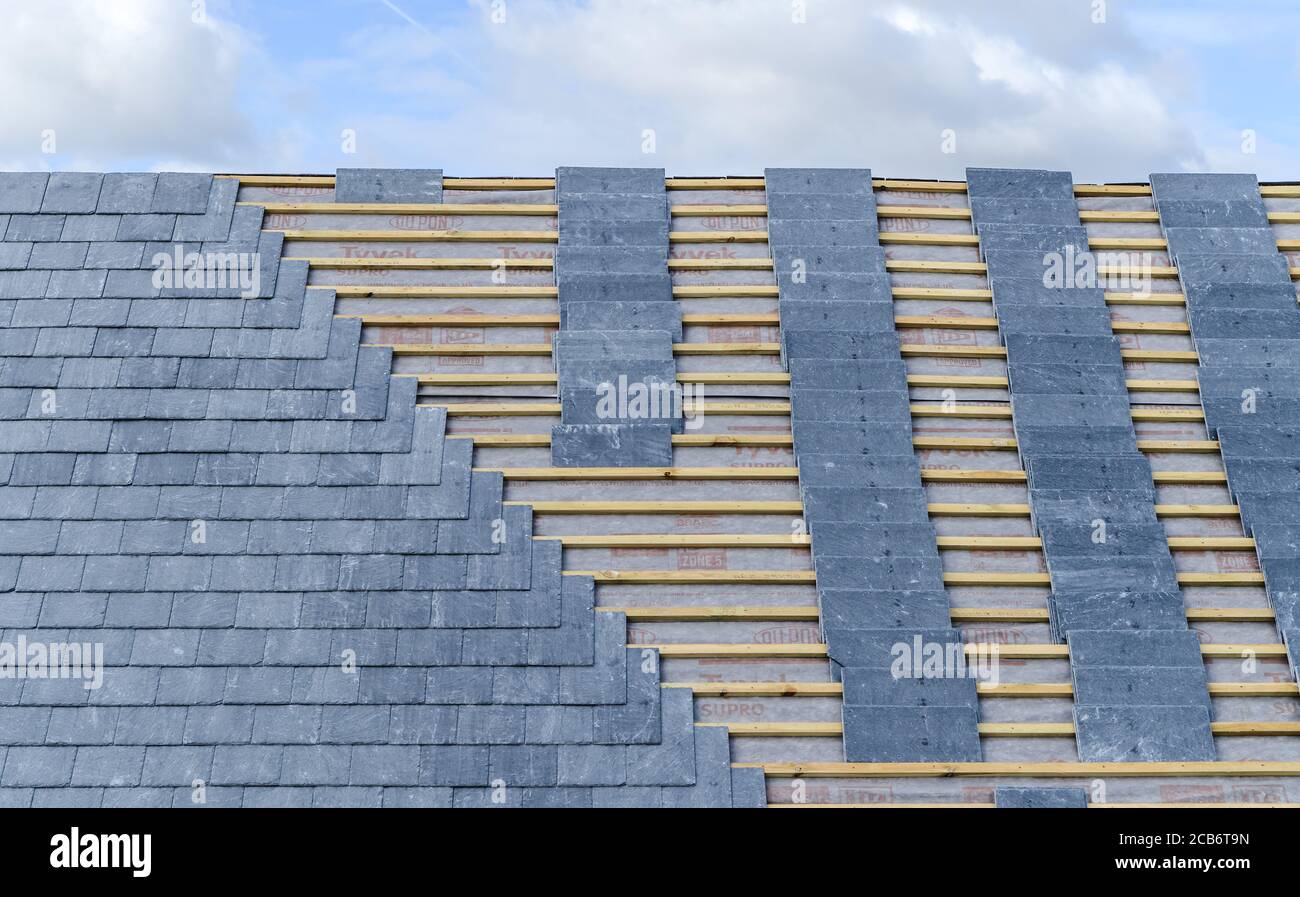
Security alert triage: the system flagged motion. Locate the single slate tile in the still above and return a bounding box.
[559,300,682,338]
[770,245,887,275]
[1156,199,1269,229]
[556,195,668,220]
[977,222,1089,252]
[819,589,952,631]
[778,300,896,333]
[1165,226,1280,258]
[764,167,873,195]
[994,787,1087,808]
[1048,559,1179,596]
[1073,705,1215,762]
[966,167,1074,200]
[550,423,673,468]
[776,276,895,305]
[767,218,878,248]
[800,485,931,524]
[791,421,917,457]
[989,280,1110,308]
[555,271,673,303]
[97,173,158,214]
[1067,629,1203,668]
[1184,281,1298,310]
[842,706,982,762]
[1174,253,1290,286]
[1195,337,1300,368]
[1149,172,1260,203]
[1014,425,1139,457]
[788,358,908,392]
[994,304,1114,337]
[1072,666,1211,709]
[841,667,979,708]
[150,173,211,213]
[553,245,667,274]
[1036,520,1170,557]
[781,329,901,359]
[557,219,670,247]
[824,626,965,668]
[40,174,103,214]
[796,455,922,489]
[969,197,1079,226]
[764,191,876,220]
[5,214,64,242]
[814,555,945,592]
[1190,307,1300,341]
[555,166,663,194]
[791,389,912,431]
[0,242,34,270]
[0,173,49,213]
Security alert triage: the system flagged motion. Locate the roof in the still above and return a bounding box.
[0,167,1297,807]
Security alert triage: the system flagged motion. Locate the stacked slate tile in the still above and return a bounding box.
[968,167,1214,762]
[1152,172,1300,687]
[764,168,979,762]
[550,167,680,467]
[0,170,763,807]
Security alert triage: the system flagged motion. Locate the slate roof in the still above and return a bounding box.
[0,172,763,807]
[4,165,1300,807]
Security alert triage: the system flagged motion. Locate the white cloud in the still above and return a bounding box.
[326,0,1206,180]
[0,0,1266,179]
[0,0,252,171]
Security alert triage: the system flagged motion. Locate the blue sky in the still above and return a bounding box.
[4,0,1300,180]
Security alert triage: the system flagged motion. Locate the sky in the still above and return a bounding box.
[2,0,1299,180]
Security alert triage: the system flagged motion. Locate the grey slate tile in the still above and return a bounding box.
[335,169,443,204]
[842,706,982,762]
[767,218,878,248]
[800,485,930,524]
[770,245,887,274]
[97,174,158,214]
[558,220,670,247]
[1150,172,1260,203]
[764,167,872,195]
[1067,629,1203,667]
[1072,667,1211,709]
[841,667,979,708]
[765,192,875,220]
[967,168,1073,199]
[1165,226,1280,257]
[550,423,673,468]
[1156,199,1270,228]
[556,166,663,194]
[1175,253,1290,286]
[818,588,952,631]
[1074,705,1215,762]
[969,197,1080,226]
[824,627,965,668]
[560,300,682,337]
[40,174,103,214]
[5,215,64,242]
[0,174,49,213]
[994,787,1087,808]
[150,173,212,214]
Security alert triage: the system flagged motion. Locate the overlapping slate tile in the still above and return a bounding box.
[767,167,976,762]
[550,168,678,466]
[0,169,751,808]
[971,167,1212,762]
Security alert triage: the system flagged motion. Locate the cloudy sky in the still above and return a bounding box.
[3,0,1298,180]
